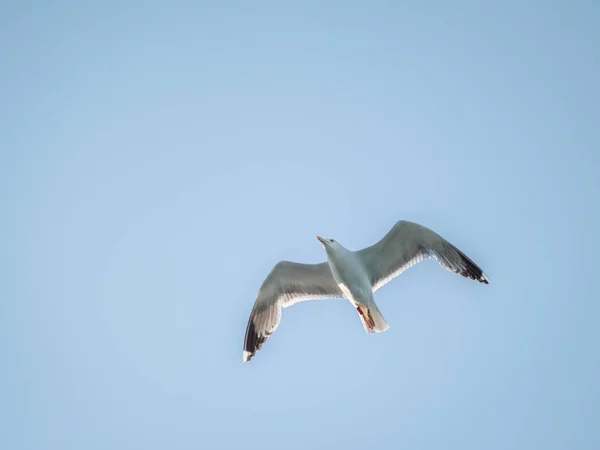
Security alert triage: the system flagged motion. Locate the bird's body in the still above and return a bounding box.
[243,220,489,362]
[321,240,389,334]
[324,242,370,300]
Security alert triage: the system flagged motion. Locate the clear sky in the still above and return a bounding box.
[2,1,599,449]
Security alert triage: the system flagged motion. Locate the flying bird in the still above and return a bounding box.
[243,220,489,362]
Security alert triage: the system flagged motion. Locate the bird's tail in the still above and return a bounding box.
[355,301,389,334]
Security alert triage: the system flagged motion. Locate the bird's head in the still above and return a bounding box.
[316,236,341,250]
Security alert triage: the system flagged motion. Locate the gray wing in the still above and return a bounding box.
[243,260,343,362]
[357,220,489,292]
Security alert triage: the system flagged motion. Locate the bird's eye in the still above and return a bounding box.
[330,239,334,243]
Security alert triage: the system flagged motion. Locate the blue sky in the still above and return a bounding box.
[1,1,599,449]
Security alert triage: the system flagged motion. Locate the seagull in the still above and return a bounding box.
[243,220,489,362]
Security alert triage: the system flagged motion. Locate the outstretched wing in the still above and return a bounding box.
[357,220,489,292]
[243,260,343,362]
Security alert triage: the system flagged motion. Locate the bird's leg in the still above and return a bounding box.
[356,306,368,328]
[356,305,375,329]
[356,306,365,320]
[366,310,375,328]
[367,298,375,327]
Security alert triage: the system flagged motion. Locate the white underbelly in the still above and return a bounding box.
[337,281,371,306]
[328,253,372,303]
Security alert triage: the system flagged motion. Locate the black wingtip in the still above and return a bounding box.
[243,319,267,363]
[452,246,490,285]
